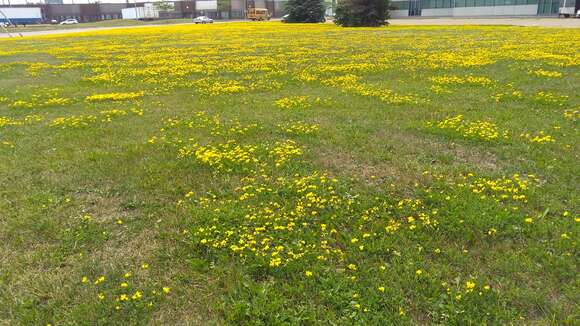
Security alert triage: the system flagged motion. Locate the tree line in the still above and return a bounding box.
[284,0,390,26]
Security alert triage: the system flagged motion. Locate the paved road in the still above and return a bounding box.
[1,17,578,38]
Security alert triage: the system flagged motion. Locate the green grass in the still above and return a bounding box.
[1,18,195,33]
[0,22,578,325]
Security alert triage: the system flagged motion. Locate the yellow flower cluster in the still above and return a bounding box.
[269,140,303,167]
[430,75,493,87]
[189,172,438,271]
[8,88,71,109]
[530,69,562,78]
[534,91,567,106]
[430,115,508,141]
[50,115,97,128]
[86,91,145,102]
[563,109,579,121]
[458,173,538,203]
[0,115,42,128]
[50,109,143,129]
[149,112,258,144]
[439,279,490,304]
[322,74,421,105]
[80,264,170,313]
[190,78,246,96]
[100,108,144,122]
[278,121,320,135]
[520,131,555,144]
[492,90,523,102]
[275,96,312,109]
[1,140,15,148]
[178,141,259,171]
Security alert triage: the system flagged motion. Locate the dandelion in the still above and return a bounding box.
[131,291,143,300]
[465,280,476,292]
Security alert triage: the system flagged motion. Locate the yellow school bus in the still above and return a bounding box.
[247,8,270,21]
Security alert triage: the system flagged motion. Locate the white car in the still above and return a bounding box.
[193,16,213,24]
[60,19,79,25]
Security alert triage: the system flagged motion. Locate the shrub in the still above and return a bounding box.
[334,0,390,27]
[285,0,327,23]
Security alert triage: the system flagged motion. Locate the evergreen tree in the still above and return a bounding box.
[285,0,327,23]
[334,0,389,27]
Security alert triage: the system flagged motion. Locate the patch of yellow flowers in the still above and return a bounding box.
[429,115,509,142]
[86,91,145,102]
[275,96,312,109]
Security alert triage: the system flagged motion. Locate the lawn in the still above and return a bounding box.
[0,22,578,325]
[1,18,195,33]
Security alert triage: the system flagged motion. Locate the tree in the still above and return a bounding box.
[285,0,326,23]
[217,0,231,18]
[155,1,175,11]
[334,0,389,27]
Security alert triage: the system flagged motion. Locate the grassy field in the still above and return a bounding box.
[1,18,195,33]
[0,22,578,324]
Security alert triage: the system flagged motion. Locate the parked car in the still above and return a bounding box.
[193,16,213,24]
[60,19,79,25]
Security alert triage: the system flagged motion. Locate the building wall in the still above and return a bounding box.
[422,4,537,15]
[398,0,559,16]
[254,0,267,7]
[421,7,454,15]
[196,0,218,10]
[391,9,410,17]
[99,3,128,20]
[455,4,537,14]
